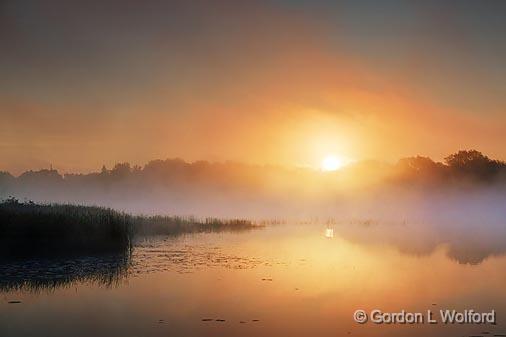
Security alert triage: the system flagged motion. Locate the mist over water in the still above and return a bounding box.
[3,153,505,265]
[1,153,505,220]
[1,1,505,335]
[2,154,506,336]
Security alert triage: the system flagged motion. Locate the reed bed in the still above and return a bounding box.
[0,198,133,257]
[0,198,260,257]
[132,215,262,236]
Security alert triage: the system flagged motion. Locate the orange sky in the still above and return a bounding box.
[1,1,505,174]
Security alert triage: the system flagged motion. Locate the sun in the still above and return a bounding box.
[321,155,345,171]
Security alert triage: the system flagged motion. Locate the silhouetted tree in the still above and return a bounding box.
[395,156,447,185]
[110,163,131,179]
[444,150,506,181]
[398,156,445,173]
[17,169,63,184]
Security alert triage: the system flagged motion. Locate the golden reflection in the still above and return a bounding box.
[3,224,506,337]
[324,227,334,238]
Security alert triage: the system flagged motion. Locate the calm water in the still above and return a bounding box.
[1,222,506,337]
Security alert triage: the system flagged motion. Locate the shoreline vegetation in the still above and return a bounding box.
[0,198,263,259]
[1,150,505,219]
[1,150,505,187]
[0,199,268,292]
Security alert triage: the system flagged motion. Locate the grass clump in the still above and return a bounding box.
[132,215,260,236]
[0,198,260,258]
[0,198,133,257]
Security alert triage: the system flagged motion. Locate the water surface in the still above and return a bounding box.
[1,222,506,337]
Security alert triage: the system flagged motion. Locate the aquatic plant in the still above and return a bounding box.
[0,199,260,258]
[0,198,133,257]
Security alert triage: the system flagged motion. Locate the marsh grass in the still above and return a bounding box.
[0,198,262,291]
[0,198,261,258]
[132,215,262,236]
[0,198,133,258]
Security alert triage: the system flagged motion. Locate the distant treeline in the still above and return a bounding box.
[1,150,504,188]
[393,150,506,185]
[0,150,505,216]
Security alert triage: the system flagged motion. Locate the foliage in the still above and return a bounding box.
[444,150,505,180]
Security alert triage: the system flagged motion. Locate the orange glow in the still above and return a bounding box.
[321,155,346,171]
[1,1,505,175]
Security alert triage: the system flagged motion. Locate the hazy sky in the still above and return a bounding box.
[1,0,505,174]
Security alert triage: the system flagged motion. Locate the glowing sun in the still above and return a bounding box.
[321,155,346,171]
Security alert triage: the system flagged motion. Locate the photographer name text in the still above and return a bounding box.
[353,309,496,325]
